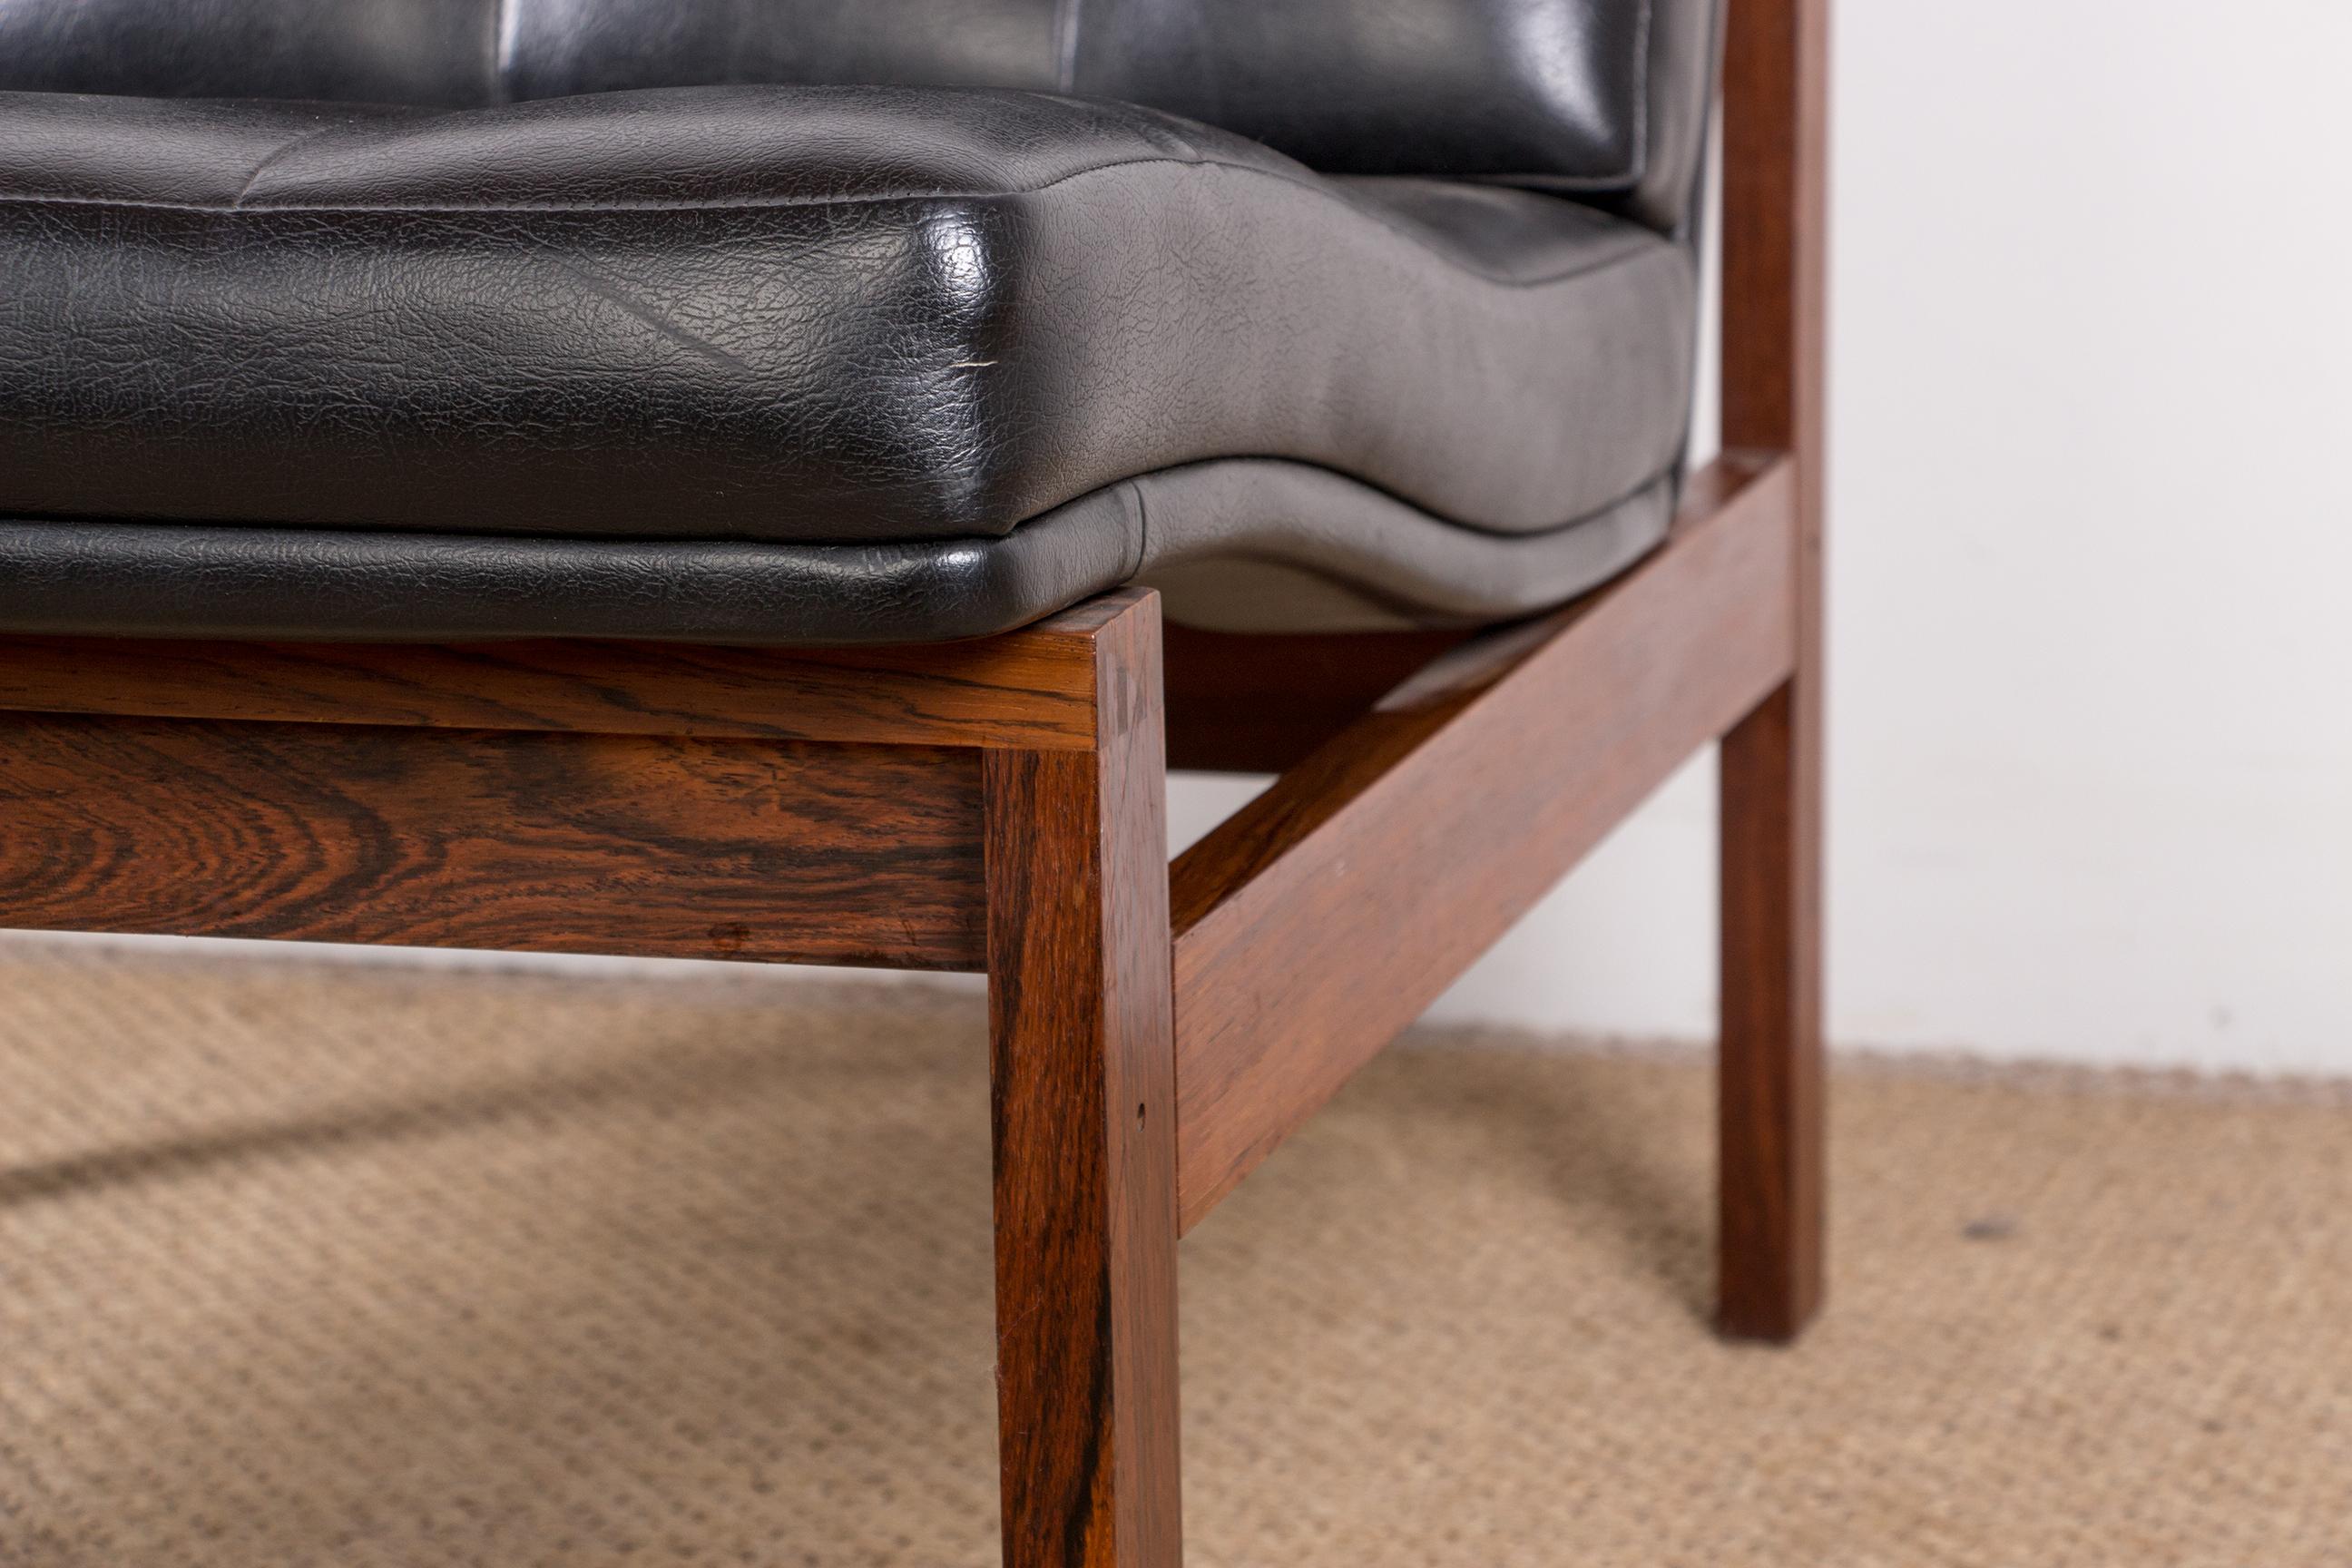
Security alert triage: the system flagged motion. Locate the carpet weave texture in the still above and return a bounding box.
[0,941,2347,1566]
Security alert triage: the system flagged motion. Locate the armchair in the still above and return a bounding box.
[0,0,1828,1560]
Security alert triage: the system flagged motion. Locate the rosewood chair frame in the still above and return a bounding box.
[0,0,1824,1562]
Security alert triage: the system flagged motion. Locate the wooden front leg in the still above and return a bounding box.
[983,595,1182,1568]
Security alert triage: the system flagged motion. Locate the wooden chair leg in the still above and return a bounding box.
[1717,675,1826,1340]
[1718,0,1829,1344]
[982,599,1182,1568]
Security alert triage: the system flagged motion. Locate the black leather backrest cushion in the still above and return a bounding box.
[0,0,501,106]
[0,0,1717,230]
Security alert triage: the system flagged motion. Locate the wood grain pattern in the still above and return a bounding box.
[1716,0,1830,1342]
[984,595,1181,1568]
[1168,457,1797,1232]
[0,592,1156,752]
[0,711,985,968]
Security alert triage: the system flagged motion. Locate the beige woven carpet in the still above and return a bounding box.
[1,943,2347,1567]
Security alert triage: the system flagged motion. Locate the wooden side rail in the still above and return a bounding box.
[0,714,987,967]
[0,592,1158,972]
[1165,456,1798,1231]
[0,599,1133,750]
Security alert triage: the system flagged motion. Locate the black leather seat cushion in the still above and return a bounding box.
[0,84,1699,640]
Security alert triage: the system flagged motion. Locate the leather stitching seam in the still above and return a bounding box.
[0,158,1678,292]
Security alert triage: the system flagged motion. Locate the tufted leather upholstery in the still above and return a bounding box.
[0,0,1720,642]
[0,0,1718,230]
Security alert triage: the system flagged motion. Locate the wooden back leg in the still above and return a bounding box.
[1716,0,1829,1343]
[1719,681,1825,1340]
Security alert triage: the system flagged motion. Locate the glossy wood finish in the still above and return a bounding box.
[0,593,1148,752]
[0,710,985,967]
[0,586,1183,1560]
[984,594,1182,1568]
[0,592,1161,973]
[1168,457,1797,1231]
[1717,0,1830,1341]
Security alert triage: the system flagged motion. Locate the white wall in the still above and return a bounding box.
[1328,0,2352,1072]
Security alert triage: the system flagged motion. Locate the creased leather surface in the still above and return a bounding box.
[0,466,1671,643]
[1129,463,1675,631]
[0,88,1697,546]
[0,0,1718,220]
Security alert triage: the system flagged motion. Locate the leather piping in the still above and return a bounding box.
[0,462,1677,644]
